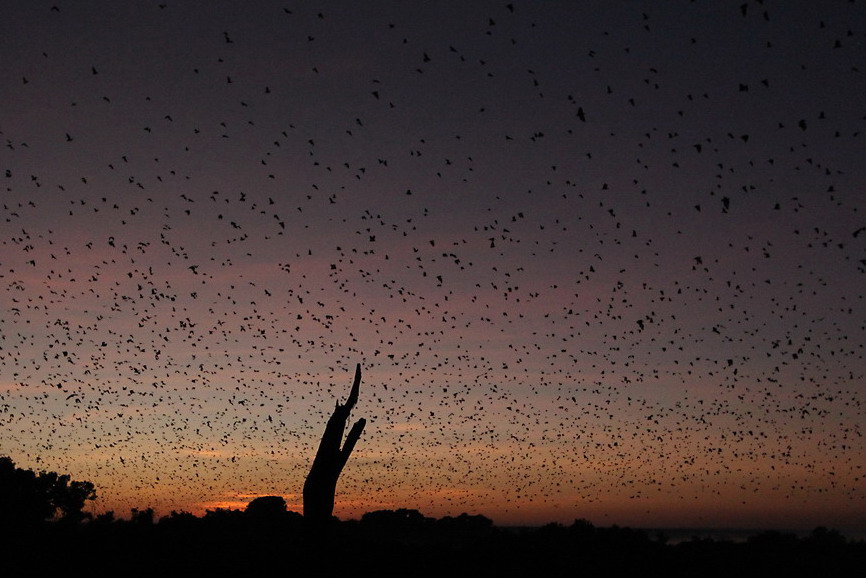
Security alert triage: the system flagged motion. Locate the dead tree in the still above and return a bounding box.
[303,363,366,525]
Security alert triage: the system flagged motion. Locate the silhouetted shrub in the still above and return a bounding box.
[245,495,287,520]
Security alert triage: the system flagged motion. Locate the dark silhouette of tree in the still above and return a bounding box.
[92,510,116,525]
[303,363,366,526]
[361,508,433,530]
[130,506,155,526]
[245,495,287,521]
[0,456,96,526]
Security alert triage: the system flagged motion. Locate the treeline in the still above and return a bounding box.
[6,503,865,576]
[2,458,863,576]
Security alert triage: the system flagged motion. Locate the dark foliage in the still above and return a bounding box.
[1,460,861,576]
[0,456,96,526]
[245,495,289,521]
[1,502,863,578]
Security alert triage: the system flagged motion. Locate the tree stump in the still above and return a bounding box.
[303,363,366,526]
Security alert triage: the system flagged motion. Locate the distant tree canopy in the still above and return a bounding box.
[245,495,289,521]
[0,456,96,525]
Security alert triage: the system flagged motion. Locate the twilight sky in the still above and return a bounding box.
[1,1,864,531]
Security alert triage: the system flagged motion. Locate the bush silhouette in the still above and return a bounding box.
[245,495,287,519]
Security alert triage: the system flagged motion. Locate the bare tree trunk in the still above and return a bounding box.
[303,363,366,527]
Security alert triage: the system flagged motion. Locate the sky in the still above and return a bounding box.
[1,1,864,531]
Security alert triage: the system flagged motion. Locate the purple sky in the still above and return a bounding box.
[1,1,864,531]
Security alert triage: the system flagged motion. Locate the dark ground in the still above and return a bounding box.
[2,509,864,577]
